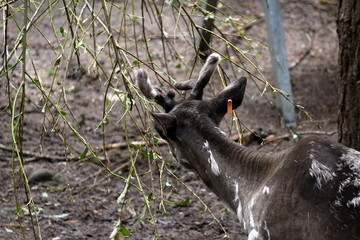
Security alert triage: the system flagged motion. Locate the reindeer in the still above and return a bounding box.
[136,53,360,240]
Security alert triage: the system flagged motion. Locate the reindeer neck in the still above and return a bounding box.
[194,128,281,211]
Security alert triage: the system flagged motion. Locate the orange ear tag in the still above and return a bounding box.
[227,99,233,114]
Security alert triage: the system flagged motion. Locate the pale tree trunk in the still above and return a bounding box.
[337,0,360,150]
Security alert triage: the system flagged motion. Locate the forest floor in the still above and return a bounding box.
[0,0,339,239]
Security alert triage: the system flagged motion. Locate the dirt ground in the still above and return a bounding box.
[0,0,339,239]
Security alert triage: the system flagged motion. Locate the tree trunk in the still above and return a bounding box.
[337,0,360,150]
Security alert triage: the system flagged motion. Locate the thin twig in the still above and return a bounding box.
[264,130,337,144]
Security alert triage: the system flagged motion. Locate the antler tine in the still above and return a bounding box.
[137,69,157,99]
[191,53,221,99]
[174,79,195,91]
[136,69,176,112]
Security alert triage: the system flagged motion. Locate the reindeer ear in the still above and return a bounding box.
[151,113,177,141]
[210,77,247,123]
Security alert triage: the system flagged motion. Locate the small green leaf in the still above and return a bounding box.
[79,147,89,159]
[163,200,175,206]
[199,209,206,215]
[175,63,181,69]
[166,160,174,167]
[60,111,67,116]
[11,204,26,215]
[147,151,154,160]
[60,26,65,37]
[33,77,40,84]
[119,223,131,237]
[175,196,191,207]
[131,144,142,150]
[54,56,61,67]
[131,145,154,160]
[146,193,155,202]
[132,60,140,65]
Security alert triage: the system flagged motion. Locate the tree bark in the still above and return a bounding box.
[337,0,360,150]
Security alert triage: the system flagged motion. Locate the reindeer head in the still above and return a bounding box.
[137,53,247,170]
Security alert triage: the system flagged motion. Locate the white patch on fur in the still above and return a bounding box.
[333,147,360,209]
[237,202,245,229]
[354,178,360,188]
[309,160,336,189]
[233,182,246,229]
[146,78,158,98]
[262,186,270,195]
[214,127,227,137]
[248,228,262,240]
[150,88,157,98]
[203,141,220,176]
[333,198,342,207]
[339,148,360,208]
[263,221,270,239]
[248,199,255,228]
[347,195,360,207]
[233,182,239,202]
[330,144,337,149]
[340,148,360,172]
[338,178,351,194]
